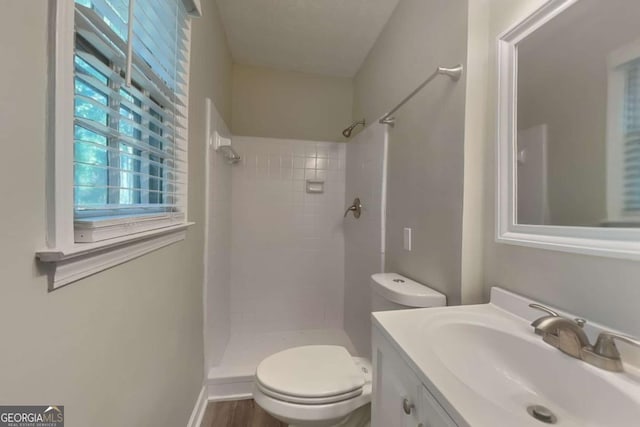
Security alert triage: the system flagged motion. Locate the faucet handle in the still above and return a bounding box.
[593,331,640,359]
[344,198,362,218]
[528,303,559,317]
[581,331,640,372]
[528,304,586,328]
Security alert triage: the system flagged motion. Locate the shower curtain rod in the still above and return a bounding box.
[378,64,463,127]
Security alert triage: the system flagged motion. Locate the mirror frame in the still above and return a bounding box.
[496,0,640,260]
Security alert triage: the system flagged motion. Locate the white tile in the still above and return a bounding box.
[305,143,318,157]
[293,156,306,169]
[230,136,346,337]
[281,155,293,169]
[317,147,329,159]
[316,158,328,170]
[305,157,317,169]
[280,168,293,180]
[304,169,317,180]
[293,168,305,181]
[292,143,306,156]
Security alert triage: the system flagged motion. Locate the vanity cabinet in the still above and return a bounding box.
[372,328,457,427]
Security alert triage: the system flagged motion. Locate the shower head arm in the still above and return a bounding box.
[218,145,241,164]
[342,119,366,138]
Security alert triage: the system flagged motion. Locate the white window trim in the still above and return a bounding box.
[606,38,640,224]
[36,0,194,290]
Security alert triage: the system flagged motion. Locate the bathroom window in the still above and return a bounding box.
[37,0,201,288]
[72,0,190,241]
[606,40,640,222]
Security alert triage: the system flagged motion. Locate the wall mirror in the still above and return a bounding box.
[497,0,640,259]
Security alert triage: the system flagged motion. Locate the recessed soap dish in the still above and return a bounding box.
[306,180,324,194]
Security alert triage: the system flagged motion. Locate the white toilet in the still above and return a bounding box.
[253,273,446,427]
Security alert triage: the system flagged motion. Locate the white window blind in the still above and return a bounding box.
[73,0,190,241]
[623,60,640,213]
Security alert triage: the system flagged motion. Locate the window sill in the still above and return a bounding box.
[36,222,194,290]
[600,220,640,227]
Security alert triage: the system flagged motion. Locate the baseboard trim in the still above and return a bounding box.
[206,380,253,402]
[187,383,254,427]
[187,386,208,427]
[208,392,252,402]
[206,372,254,402]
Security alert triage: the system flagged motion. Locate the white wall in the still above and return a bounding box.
[344,124,387,357]
[201,1,233,126]
[229,137,346,335]
[354,0,469,305]
[478,0,640,337]
[232,64,354,142]
[460,0,490,305]
[0,0,232,425]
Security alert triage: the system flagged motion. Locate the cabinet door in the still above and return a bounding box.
[372,331,422,427]
[418,385,458,427]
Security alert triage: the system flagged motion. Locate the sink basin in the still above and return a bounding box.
[372,288,640,427]
[427,317,640,426]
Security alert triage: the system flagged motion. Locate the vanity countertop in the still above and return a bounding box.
[372,287,640,427]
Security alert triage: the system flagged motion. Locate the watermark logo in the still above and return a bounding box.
[0,406,64,427]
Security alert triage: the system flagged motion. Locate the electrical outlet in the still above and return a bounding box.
[403,227,412,251]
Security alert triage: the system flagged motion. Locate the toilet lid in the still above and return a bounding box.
[255,345,365,399]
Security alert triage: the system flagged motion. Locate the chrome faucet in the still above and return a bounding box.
[529,304,590,359]
[529,303,640,372]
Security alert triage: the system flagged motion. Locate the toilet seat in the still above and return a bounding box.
[253,348,372,427]
[255,345,366,400]
[256,379,363,405]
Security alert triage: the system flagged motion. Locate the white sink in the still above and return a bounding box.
[372,288,640,427]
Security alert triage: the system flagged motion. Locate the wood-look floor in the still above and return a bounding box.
[200,399,287,427]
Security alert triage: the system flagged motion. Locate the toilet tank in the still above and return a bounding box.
[370,273,446,311]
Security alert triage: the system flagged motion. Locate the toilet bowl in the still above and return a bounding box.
[254,274,445,426]
[253,345,372,427]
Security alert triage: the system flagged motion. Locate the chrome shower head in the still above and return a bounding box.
[342,119,366,138]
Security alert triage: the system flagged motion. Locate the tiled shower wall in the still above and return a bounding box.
[230,137,346,335]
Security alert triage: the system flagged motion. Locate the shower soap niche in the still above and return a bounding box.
[306,180,325,194]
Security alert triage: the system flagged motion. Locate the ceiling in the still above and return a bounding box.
[215,0,400,77]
